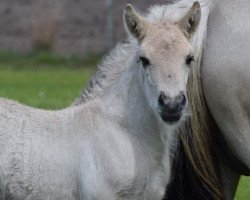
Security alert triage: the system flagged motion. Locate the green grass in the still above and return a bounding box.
[0,68,94,109]
[0,50,101,70]
[0,51,249,199]
[0,51,98,109]
[236,176,250,200]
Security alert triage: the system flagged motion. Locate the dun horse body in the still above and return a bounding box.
[76,0,250,199]
[0,4,201,199]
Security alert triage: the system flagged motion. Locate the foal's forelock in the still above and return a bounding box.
[139,25,191,91]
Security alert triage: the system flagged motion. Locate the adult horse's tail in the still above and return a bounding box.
[157,0,225,199]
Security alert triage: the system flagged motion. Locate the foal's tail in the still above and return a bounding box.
[165,0,225,199]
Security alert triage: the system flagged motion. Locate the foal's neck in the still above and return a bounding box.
[101,54,175,190]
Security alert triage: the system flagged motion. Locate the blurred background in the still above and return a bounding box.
[0,0,248,199]
[0,0,155,109]
[0,0,155,55]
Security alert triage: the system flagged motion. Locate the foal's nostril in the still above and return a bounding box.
[180,94,187,107]
[158,91,166,107]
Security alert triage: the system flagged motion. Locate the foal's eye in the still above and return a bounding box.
[139,56,150,69]
[186,55,195,66]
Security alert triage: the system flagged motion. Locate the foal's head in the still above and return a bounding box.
[124,2,201,124]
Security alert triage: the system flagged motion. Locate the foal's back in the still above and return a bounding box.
[0,98,140,199]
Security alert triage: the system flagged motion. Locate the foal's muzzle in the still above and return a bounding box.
[157,91,187,123]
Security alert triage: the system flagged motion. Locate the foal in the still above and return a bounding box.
[0,3,200,199]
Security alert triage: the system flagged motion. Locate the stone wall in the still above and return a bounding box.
[0,0,164,55]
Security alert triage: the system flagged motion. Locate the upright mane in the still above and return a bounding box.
[73,39,137,105]
[74,1,224,199]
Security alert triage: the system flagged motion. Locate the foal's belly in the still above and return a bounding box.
[202,0,250,169]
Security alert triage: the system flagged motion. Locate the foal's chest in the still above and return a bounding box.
[114,168,168,200]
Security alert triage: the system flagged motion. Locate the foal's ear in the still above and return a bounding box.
[124,4,147,42]
[177,1,201,39]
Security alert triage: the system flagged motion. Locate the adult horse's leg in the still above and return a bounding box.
[219,162,240,200]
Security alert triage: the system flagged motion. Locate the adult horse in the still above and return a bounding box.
[75,0,250,199]
[202,0,250,197]
[166,0,250,199]
[0,3,201,199]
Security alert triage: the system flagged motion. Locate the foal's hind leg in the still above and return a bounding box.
[0,169,8,200]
